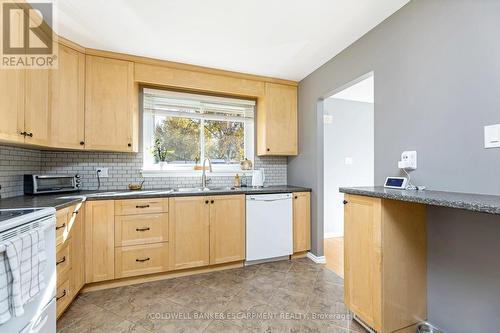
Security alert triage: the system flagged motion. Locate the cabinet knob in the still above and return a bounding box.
[80,141,85,145]
[128,143,132,147]
[26,132,33,137]
[210,200,214,204]
[343,200,348,205]
[294,196,298,199]
[20,131,26,136]
[266,148,270,152]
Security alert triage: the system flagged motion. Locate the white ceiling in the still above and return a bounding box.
[330,75,374,103]
[49,0,408,81]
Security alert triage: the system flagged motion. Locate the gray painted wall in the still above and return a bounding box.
[323,98,374,236]
[289,1,500,331]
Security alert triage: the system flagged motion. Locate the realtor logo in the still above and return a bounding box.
[1,0,57,68]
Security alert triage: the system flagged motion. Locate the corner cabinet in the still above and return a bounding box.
[50,43,85,149]
[257,82,298,156]
[85,55,138,152]
[344,194,427,333]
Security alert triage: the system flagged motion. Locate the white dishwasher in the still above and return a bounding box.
[246,193,293,263]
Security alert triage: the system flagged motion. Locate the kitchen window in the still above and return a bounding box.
[142,88,255,175]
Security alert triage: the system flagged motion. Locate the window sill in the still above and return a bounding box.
[141,169,253,177]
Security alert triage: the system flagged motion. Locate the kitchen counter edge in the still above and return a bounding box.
[0,186,312,211]
[339,186,500,215]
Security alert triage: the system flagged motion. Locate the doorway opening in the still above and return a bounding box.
[322,73,374,277]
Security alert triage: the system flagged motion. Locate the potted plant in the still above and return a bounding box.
[151,138,169,169]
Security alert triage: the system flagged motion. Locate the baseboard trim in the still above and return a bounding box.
[307,252,326,264]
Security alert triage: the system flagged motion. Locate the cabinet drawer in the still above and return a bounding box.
[55,208,69,246]
[56,278,71,317]
[115,242,169,278]
[56,239,72,280]
[115,213,168,247]
[115,198,168,215]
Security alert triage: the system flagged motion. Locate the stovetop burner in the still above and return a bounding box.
[0,209,43,222]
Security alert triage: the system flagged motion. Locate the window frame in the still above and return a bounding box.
[141,88,255,177]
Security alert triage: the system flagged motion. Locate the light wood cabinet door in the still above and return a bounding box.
[24,69,50,146]
[257,83,297,156]
[69,204,85,294]
[50,44,85,149]
[0,69,25,143]
[209,195,245,265]
[85,200,115,283]
[293,192,311,253]
[169,197,210,270]
[85,55,137,152]
[344,194,382,331]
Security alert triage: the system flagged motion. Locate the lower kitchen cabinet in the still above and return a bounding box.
[169,194,246,270]
[56,203,85,318]
[85,200,115,283]
[344,194,427,333]
[115,242,169,278]
[293,191,311,253]
[209,195,245,265]
[169,196,210,270]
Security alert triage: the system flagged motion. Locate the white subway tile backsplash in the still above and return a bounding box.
[0,145,287,198]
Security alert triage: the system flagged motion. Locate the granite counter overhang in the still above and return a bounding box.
[0,185,311,210]
[339,186,500,215]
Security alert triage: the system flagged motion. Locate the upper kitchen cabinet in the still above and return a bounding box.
[0,69,25,143]
[257,82,298,156]
[24,69,51,146]
[0,68,50,146]
[85,55,138,152]
[50,43,85,149]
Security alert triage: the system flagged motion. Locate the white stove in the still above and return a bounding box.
[0,207,56,333]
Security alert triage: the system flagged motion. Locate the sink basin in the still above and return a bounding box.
[207,187,238,191]
[175,187,207,192]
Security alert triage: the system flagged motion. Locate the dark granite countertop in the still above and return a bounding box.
[0,185,311,210]
[339,186,500,215]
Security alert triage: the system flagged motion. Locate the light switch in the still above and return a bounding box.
[484,124,500,149]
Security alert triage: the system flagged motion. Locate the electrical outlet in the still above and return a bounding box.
[96,167,109,178]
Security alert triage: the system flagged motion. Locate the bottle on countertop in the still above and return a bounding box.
[234,174,241,187]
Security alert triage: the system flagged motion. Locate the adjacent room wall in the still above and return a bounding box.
[289,1,500,331]
[323,98,374,237]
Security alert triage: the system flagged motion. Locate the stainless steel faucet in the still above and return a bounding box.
[201,158,212,188]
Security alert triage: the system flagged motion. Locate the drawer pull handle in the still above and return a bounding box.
[136,227,150,232]
[136,204,150,208]
[56,290,67,301]
[136,257,150,262]
[56,256,66,265]
[55,223,66,230]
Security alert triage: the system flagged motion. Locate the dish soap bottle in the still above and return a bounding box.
[233,174,241,187]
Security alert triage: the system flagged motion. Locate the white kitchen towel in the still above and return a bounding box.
[5,230,46,317]
[0,247,13,324]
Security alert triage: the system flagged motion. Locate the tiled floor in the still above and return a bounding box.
[325,237,344,278]
[57,258,366,333]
